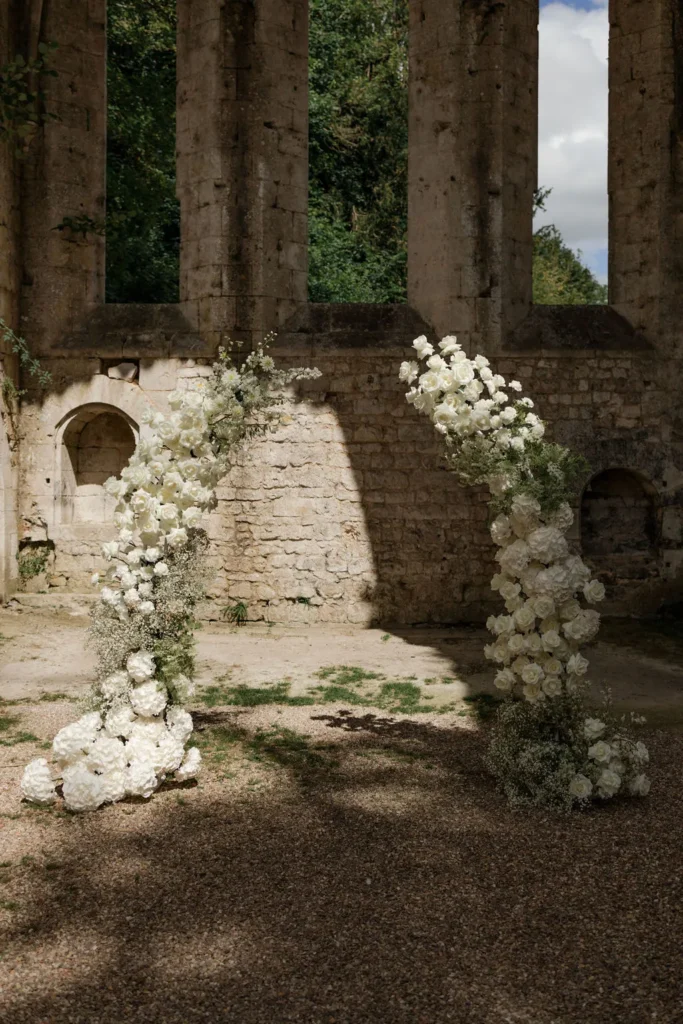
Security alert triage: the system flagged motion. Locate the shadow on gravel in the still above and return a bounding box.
[3,727,681,1024]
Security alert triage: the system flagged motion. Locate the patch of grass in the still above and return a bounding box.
[221,601,248,625]
[0,899,19,911]
[315,665,384,687]
[249,726,337,773]
[461,692,502,722]
[39,692,77,703]
[0,730,39,747]
[308,683,374,706]
[0,714,19,732]
[376,682,435,714]
[197,681,315,709]
[381,634,391,642]
[0,860,11,868]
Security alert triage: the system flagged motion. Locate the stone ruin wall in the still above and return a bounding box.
[1,0,682,625]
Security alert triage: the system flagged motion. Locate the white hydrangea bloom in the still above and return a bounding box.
[104,705,136,739]
[21,759,57,805]
[53,713,102,766]
[126,651,155,683]
[62,763,106,812]
[126,759,159,799]
[176,746,201,782]
[86,735,128,774]
[129,682,167,718]
[166,706,194,744]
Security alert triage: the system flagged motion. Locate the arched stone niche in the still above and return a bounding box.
[580,468,659,585]
[55,404,137,525]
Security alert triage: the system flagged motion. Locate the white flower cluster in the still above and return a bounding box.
[21,702,200,811]
[22,345,320,811]
[402,334,650,806]
[484,496,605,703]
[568,720,650,802]
[400,334,543,449]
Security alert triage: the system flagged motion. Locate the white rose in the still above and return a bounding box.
[583,579,606,603]
[513,604,536,633]
[101,541,119,560]
[507,633,527,655]
[522,682,542,702]
[399,360,419,383]
[567,653,589,677]
[451,360,475,386]
[628,773,651,797]
[496,539,531,577]
[541,629,561,652]
[588,740,612,763]
[412,335,433,359]
[438,336,460,356]
[596,768,621,798]
[568,774,593,800]
[499,580,521,602]
[494,668,516,692]
[166,527,188,550]
[182,506,203,528]
[531,596,555,620]
[154,561,169,577]
[542,675,562,697]
[559,599,581,622]
[124,587,141,608]
[521,662,544,685]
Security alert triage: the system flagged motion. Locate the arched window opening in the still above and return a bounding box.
[61,407,136,524]
[581,469,658,581]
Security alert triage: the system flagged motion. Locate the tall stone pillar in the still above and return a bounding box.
[19,0,106,354]
[176,0,309,349]
[0,0,21,600]
[408,0,538,349]
[608,0,683,356]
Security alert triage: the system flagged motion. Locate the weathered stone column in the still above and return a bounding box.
[408,0,538,349]
[176,0,308,349]
[18,0,106,354]
[608,0,683,356]
[0,0,21,600]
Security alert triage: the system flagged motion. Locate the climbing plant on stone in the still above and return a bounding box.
[21,341,320,811]
[400,335,651,811]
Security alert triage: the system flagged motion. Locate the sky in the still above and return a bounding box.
[537,0,608,282]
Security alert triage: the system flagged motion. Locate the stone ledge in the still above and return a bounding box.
[503,305,653,353]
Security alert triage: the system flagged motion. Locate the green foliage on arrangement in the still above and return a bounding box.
[106,0,179,303]
[0,42,58,158]
[447,432,590,519]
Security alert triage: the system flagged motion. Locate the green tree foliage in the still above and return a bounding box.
[532,189,607,305]
[106,0,179,303]
[309,0,408,302]
[105,0,606,308]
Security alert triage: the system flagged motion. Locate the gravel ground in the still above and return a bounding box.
[1,611,683,1023]
[1,693,682,1024]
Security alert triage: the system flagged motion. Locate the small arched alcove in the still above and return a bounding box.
[57,405,137,525]
[580,468,658,583]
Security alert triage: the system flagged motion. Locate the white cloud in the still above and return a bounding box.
[537,1,608,280]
